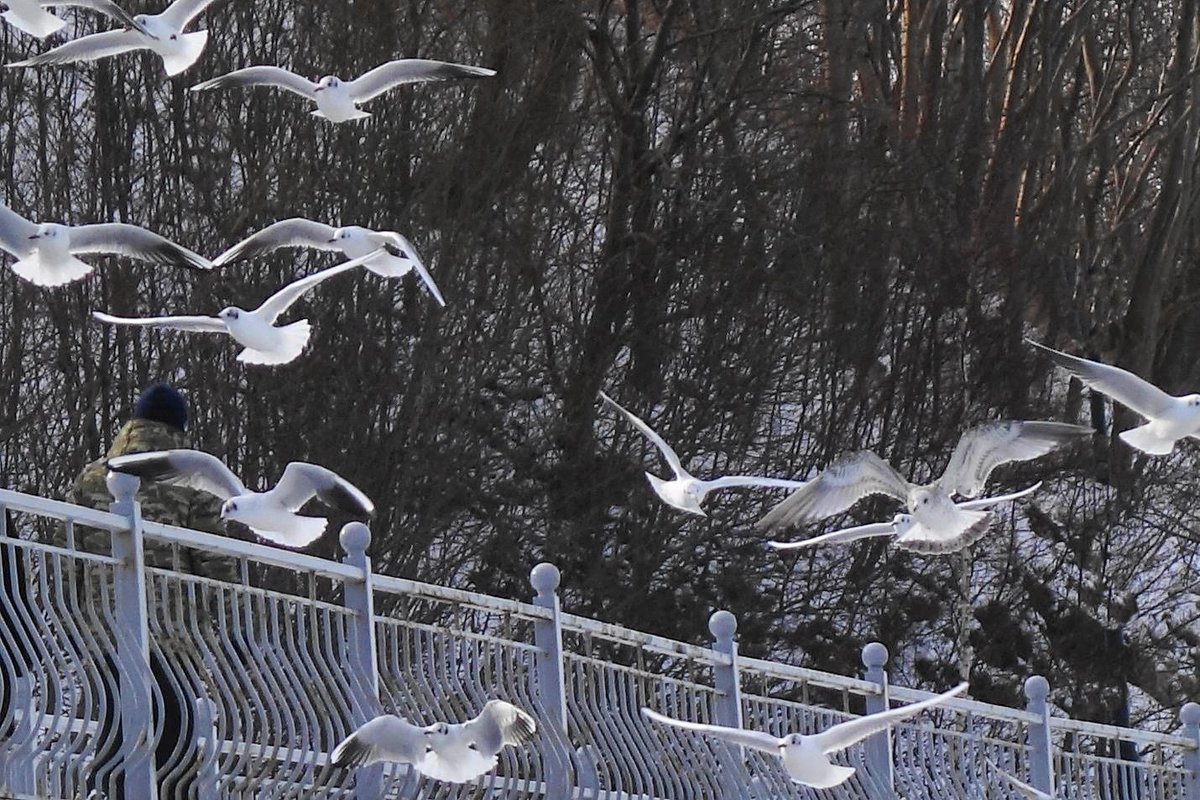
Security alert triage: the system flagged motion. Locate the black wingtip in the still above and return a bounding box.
[330,734,370,769]
[317,482,374,517]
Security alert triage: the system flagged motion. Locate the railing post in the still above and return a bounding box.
[107,472,157,800]
[530,563,570,796]
[1024,675,1055,795]
[709,611,742,729]
[1182,703,1200,800]
[340,522,383,800]
[861,642,893,790]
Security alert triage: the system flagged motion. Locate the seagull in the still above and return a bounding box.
[643,683,967,789]
[1029,339,1198,455]
[0,200,210,286]
[767,483,1041,554]
[331,700,537,783]
[755,421,1090,548]
[599,391,806,516]
[2,0,148,40]
[985,759,1056,799]
[106,449,374,548]
[7,0,218,76]
[211,218,444,305]
[190,58,496,123]
[92,250,378,365]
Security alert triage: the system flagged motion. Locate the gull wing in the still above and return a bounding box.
[705,476,807,491]
[985,759,1056,800]
[106,449,247,500]
[69,223,211,270]
[464,700,537,755]
[1029,339,1176,421]
[812,683,968,755]
[641,708,782,755]
[331,715,427,768]
[376,232,445,306]
[272,462,374,516]
[191,66,317,100]
[941,421,1091,498]
[347,58,496,103]
[7,28,144,67]
[92,310,226,333]
[956,482,1041,511]
[45,0,147,34]
[599,391,686,479]
[0,202,38,256]
[212,218,338,266]
[767,520,898,551]
[254,251,377,323]
[156,0,216,30]
[755,450,908,532]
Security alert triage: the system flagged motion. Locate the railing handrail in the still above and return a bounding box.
[0,487,129,531]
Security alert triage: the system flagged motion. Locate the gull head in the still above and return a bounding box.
[220,498,241,522]
[314,76,342,93]
[218,307,243,322]
[425,722,451,737]
[1185,395,1200,408]
[328,226,368,245]
[29,223,64,242]
[132,13,166,38]
[911,486,938,510]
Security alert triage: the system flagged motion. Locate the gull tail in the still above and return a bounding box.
[10,255,93,286]
[362,253,415,279]
[1119,424,1177,455]
[3,7,65,38]
[802,762,857,790]
[160,29,208,76]
[895,510,991,554]
[236,319,311,366]
[311,108,372,122]
[249,517,327,549]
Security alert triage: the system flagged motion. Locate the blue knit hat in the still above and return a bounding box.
[133,383,188,433]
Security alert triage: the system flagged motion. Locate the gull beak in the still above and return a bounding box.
[313,85,325,93]
[27,233,39,240]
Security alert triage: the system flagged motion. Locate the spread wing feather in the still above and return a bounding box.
[755,451,908,532]
[941,421,1090,498]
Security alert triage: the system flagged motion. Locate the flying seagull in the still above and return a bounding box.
[1029,339,1197,455]
[2,0,148,40]
[755,421,1090,549]
[107,449,373,548]
[767,483,1041,554]
[7,0,219,76]
[599,391,806,516]
[331,700,537,783]
[643,683,967,789]
[190,58,496,123]
[0,200,210,286]
[212,219,444,305]
[92,250,379,365]
[984,759,1055,800]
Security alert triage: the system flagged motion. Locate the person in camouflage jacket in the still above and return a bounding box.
[68,383,244,797]
[68,383,248,582]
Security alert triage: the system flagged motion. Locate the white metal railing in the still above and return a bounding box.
[0,481,1194,799]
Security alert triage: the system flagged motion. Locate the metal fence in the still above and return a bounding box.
[0,477,1195,799]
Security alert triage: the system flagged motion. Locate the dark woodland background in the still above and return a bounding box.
[1,0,1198,734]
